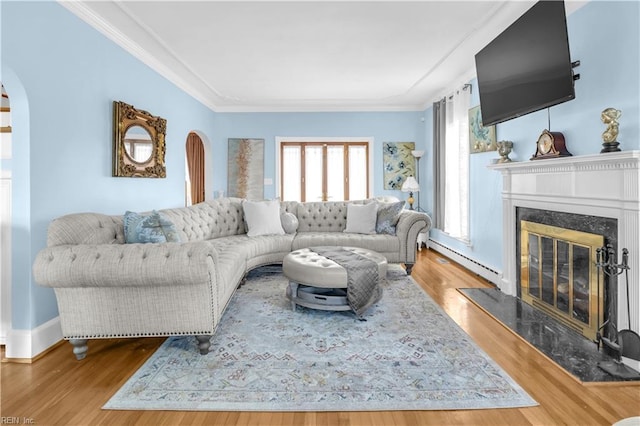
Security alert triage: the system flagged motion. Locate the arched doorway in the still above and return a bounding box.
[185,132,205,205]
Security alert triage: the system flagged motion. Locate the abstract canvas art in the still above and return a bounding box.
[227,138,264,199]
[383,142,416,190]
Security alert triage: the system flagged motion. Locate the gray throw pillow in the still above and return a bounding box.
[123,210,181,244]
[343,202,378,234]
[280,211,299,234]
[376,201,405,235]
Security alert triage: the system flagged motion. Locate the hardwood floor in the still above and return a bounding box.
[2,249,639,425]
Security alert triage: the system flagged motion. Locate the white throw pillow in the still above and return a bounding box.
[343,202,378,234]
[243,200,285,237]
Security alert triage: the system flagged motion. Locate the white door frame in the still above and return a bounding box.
[0,169,12,344]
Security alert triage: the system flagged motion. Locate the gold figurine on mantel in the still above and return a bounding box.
[497,140,513,163]
[600,107,622,153]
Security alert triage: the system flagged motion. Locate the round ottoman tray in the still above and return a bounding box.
[297,285,348,306]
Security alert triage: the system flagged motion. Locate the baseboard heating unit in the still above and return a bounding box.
[428,239,502,286]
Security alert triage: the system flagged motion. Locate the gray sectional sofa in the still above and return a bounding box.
[33,197,431,359]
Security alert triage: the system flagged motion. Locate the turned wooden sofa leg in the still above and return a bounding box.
[405,263,414,275]
[195,335,212,355]
[69,338,88,360]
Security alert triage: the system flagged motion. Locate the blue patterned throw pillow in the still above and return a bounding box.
[123,210,181,244]
[375,201,405,235]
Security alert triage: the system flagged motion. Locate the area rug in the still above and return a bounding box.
[104,265,537,411]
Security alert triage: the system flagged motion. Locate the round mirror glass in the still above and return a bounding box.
[123,125,153,163]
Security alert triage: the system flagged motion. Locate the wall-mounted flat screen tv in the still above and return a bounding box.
[474,1,576,127]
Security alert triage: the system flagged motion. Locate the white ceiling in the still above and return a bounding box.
[60,1,586,112]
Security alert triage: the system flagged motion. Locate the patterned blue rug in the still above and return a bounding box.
[104,265,537,411]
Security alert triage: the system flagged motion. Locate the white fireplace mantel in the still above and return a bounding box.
[488,151,640,332]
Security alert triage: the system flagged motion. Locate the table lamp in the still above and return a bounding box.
[401,176,420,210]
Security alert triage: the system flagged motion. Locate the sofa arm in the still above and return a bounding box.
[396,210,432,264]
[33,242,219,288]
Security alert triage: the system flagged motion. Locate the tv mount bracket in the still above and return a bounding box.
[572,60,581,81]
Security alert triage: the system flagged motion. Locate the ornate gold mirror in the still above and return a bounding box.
[113,101,166,178]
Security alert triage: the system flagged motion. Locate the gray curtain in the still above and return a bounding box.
[432,98,446,230]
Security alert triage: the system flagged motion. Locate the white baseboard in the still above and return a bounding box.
[428,238,502,286]
[5,316,63,359]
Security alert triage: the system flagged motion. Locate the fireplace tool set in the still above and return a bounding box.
[595,244,640,380]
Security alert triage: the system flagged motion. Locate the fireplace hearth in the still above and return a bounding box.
[460,287,634,382]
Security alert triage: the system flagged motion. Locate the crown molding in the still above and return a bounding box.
[58,1,221,112]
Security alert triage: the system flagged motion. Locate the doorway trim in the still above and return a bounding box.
[0,169,11,345]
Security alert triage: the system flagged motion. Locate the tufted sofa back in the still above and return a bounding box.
[280,200,300,215]
[47,213,125,246]
[46,198,380,247]
[295,200,367,232]
[46,198,248,247]
[161,198,246,242]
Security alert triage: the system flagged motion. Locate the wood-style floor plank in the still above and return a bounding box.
[2,249,639,425]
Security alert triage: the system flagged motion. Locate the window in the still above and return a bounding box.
[277,138,371,202]
[433,85,471,242]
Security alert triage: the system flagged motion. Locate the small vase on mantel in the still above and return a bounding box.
[497,141,514,163]
[600,108,622,153]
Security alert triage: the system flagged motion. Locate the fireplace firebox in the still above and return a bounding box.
[516,207,617,342]
[520,220,604,341]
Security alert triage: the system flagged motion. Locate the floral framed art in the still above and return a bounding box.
[469,105,497,153]
[383,142,415,190]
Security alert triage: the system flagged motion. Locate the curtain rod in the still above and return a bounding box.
[446,83,473,100]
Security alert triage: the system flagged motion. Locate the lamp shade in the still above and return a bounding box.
[401,176,420,192]
[411,150,425,159]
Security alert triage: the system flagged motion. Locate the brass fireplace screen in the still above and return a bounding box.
[520,221,604,341]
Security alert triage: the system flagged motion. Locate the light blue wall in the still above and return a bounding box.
[3,0,638,334]
[2,1,218,329]
[212,111,427,201]
[499,1,640,158]
[425,1,640,273]
[1,2,428,332]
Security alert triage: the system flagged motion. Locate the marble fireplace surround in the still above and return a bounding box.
[488,151,640,334]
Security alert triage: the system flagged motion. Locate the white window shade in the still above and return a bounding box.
[305,146,323,201]
[349,145,367,200]
[327,146,344,201]
[444,86,470,241]
[282,146,301,202]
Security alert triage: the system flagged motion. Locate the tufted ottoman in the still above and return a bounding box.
[283,246,387,312]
